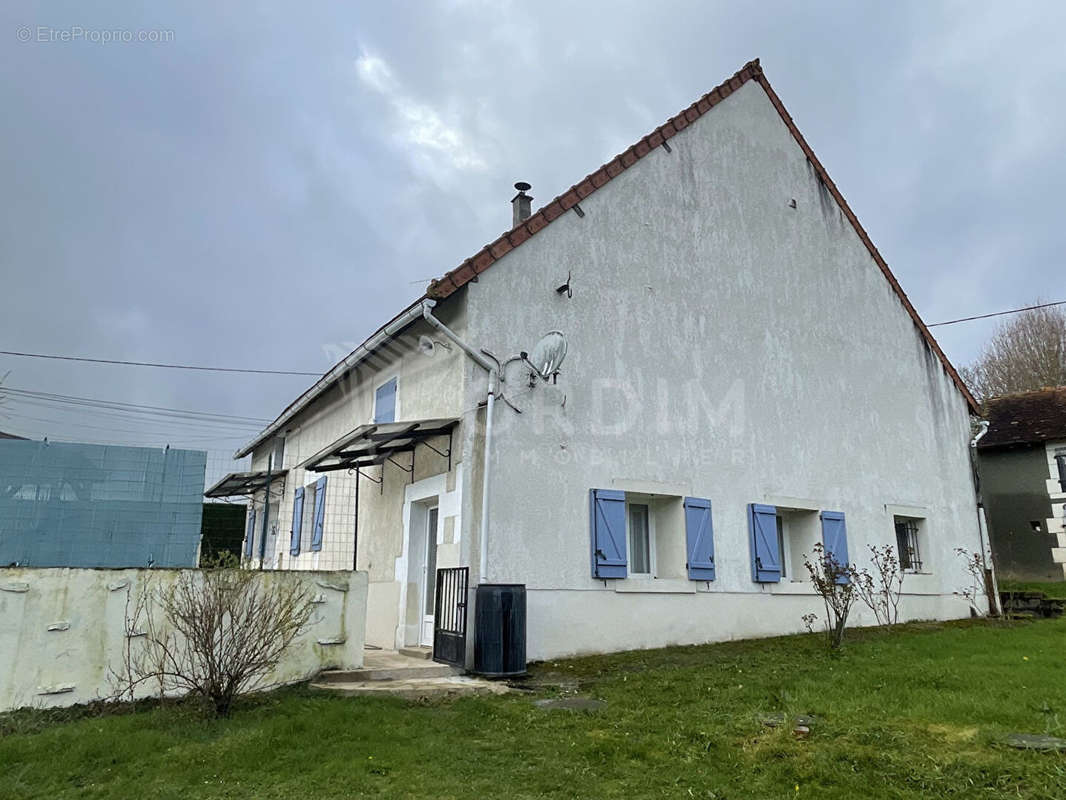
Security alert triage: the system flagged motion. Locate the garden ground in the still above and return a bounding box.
[2,618,1065,799]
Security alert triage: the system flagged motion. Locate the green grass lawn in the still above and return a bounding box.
[3,619,1066,799]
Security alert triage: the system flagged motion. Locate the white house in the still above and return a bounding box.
[208,59,988,665]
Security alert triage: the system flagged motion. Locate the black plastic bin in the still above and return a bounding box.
[473,583,527,677]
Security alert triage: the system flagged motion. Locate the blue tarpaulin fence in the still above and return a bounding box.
[0,440,206,567]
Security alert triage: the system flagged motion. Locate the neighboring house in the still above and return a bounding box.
[213,59,986,665]
[0,439,207,567]
[975,388,1066,581]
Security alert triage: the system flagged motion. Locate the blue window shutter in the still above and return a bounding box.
[748,503,781,582]
[244,508,256,558]
[290,487,305,556]
[821,510,850,584]
[589,488,627,578]
[311,476,327,551]
[684,497,715,581]
[374,378,397,423]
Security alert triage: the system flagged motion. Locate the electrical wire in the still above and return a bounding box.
[2,386,271,425]
[0,349,321,376]
[927,299,1066,328]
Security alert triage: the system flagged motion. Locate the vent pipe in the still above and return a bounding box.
[511,181,532,227]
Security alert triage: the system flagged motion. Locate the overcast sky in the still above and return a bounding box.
[1,1,1063,480]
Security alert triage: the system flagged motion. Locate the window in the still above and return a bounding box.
[628,503,653,575]
[301,482,317,553]
[271,437,285,470]
[775,515,788,578]
[894,517,923,572]
[1056,452,1066,492]
[590,489,697,581]
[374,377,397,423]
[771,508,820,582]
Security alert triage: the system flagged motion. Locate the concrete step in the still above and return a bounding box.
[311,675,510,700]
[398,646,433,660]
[318,663,459,683]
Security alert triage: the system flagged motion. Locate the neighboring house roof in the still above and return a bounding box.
[237,57,977,459]
[976,387,1066,450]
[0,430,27,440]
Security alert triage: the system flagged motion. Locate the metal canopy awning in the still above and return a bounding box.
[300,417,458,474]
[204,469,289,498]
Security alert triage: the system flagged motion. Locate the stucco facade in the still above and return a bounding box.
[0,567,366,712]
[460,79,984,659]
[242,305,479,651]
[235,68,986,664]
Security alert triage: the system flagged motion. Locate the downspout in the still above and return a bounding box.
[258,452,273,570]
[420,299,497,583]
[969,420,1000,615]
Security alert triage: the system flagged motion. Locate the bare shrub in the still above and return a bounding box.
[114,568,313,716]
[954,548,990,617]
[803,543,857,650]
[852,544,905,627]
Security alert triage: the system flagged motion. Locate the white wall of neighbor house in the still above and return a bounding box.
[1045,439,1066,577]
[240,304,477,650]
[0,567,367,712]
[458,79,985,660]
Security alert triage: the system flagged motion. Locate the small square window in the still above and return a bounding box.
[894,516,924,572]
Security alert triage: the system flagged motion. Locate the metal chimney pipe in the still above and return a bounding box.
[511,182,532,228]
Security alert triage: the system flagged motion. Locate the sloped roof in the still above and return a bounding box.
[426,58,977,413]
[977,387,1066,449]
[237,57,977,459]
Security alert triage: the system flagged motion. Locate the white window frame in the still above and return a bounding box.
[625,500,656,578]
[373,375,399,424]
[775,514,791,579]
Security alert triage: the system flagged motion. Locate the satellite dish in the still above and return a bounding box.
[526,331,567,379]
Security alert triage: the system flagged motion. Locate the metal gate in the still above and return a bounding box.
[433,566,468,667]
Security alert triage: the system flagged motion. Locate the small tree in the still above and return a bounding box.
[960,302,1066,405]
[116,567,313,716]
[803,543,857,650]
[852,544,905,627]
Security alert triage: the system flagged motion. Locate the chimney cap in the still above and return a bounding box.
[514,181,531,193]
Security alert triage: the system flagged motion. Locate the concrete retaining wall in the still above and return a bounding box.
[0,567,367,712]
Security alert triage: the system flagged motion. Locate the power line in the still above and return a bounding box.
[0,349,322,376]
[0,411,256,441]
[927,300,1066,328]
[2,386,272,425]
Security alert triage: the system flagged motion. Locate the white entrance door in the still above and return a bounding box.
[419,506,439,647]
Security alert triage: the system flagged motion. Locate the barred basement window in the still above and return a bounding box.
[894,517,923,572]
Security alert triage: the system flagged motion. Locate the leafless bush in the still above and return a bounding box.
[803,543,857,650]
[960,302,1066,404]
[113,568,313,716]
[852,544,905,627]
[954,548,989,617]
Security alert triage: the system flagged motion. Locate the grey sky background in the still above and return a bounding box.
[1,1,1063,483]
